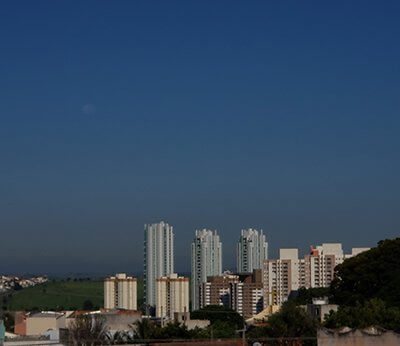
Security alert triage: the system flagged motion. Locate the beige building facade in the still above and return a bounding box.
[305,244,370,288]
[15,312,66,336]
[156,273,189,320]
[104,273,137,310]
[263,244,370,306]
[263,248,302,307]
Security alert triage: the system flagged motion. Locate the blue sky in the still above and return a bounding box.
[1,1,399,274]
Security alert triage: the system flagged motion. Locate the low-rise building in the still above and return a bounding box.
[306,297,338,322]
[174,312,210,330]
[14,312,66,337]
[0,276,47,294]
[66,309,142,336]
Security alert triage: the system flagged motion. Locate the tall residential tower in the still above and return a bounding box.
[144,221,174,309]
[237,229,268,273]
[191,229,222,310]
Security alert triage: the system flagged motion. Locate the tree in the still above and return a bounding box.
[155,321,191,340]
[132,318,155,340]
[247,302,318,345]
[207,320,237,339]
[331,238,400,307]
[68,314,109,346]
[290,287,331,305]
[111,330,132,344]
[324,298,400,333]
[83,299,94,310]
[2,312,15,332]
[191,305,244,329]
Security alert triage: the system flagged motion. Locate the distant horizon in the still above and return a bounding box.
[2,235,382,276]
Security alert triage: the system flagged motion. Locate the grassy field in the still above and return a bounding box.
[4,279,144,311]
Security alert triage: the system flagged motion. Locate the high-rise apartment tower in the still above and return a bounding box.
[237,229,268,273]
[191,229,222,310]
[144,221,174,309]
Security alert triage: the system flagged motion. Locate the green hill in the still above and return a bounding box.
[3,279,144,311]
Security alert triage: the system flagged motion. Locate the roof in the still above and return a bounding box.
[29,312,64,319]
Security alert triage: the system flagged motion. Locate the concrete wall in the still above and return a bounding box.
[26,316,65,336]
[318,328,400,346]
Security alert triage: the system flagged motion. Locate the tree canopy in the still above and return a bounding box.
[331,238,400,307]
[289,287,331,305]
[247,302,318,345]
[324,298,400,333]
[190,305,244,328]
[132,318,238,340]
[67,315,109,345]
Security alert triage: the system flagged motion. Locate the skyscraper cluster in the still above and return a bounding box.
[142,222,268,318]
[105,221,369,321]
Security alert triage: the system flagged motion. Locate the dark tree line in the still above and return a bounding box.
[331,238,400,307]
[284,238,400,334]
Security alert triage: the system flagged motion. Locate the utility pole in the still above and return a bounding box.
[236,322,246,346]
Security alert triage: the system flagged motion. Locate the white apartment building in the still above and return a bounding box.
[144,222,174,309]
[305,244,370,288]
[263,244,370,306]
[104,273,137,310]
[237,229,268,273]
[346,247,371,258]
[304,243,343,288]
[156,273,189,320]
[263,249,302,307]
[191,229,222,310]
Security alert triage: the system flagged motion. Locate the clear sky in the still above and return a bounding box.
[1,1,399,274]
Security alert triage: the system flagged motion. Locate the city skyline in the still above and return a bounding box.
[101,240,369,316]
[1,1,400,274]
[0,221,383,275]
